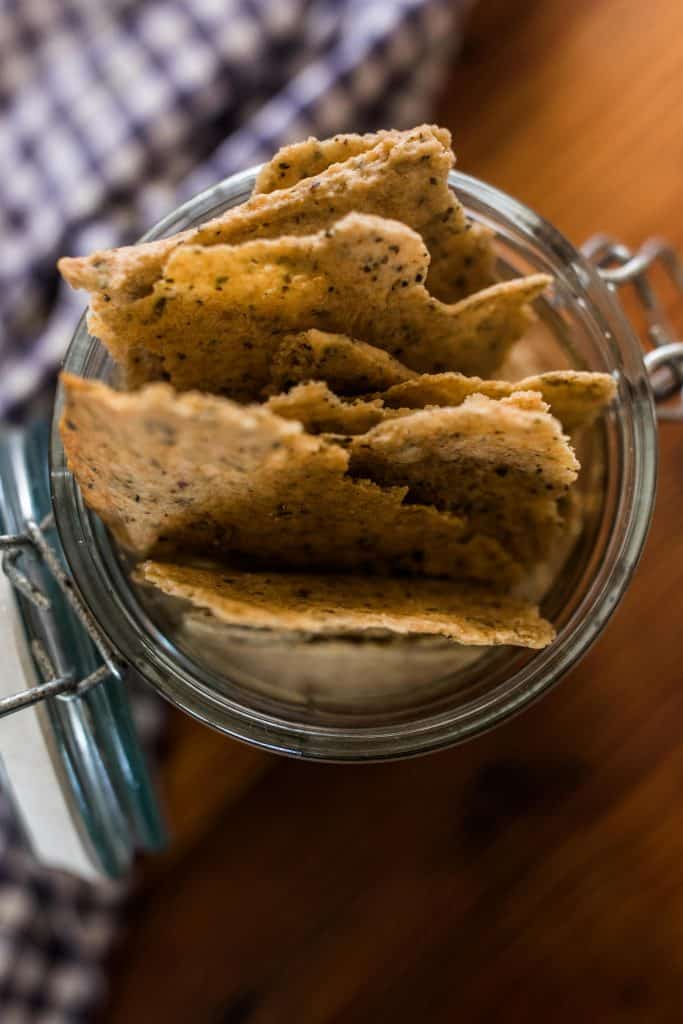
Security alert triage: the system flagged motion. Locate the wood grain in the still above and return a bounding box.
[102,1,683,1020]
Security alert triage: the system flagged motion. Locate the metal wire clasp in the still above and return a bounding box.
[582,235,683,420]
[0,515,121,718]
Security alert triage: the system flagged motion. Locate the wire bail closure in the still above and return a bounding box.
[0,515,122,719]
[582,235,683,419]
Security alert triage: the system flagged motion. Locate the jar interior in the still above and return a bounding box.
[128,278,609,722]
[51,170,653,758]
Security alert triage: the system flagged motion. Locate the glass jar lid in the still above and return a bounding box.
[0,421,166,877]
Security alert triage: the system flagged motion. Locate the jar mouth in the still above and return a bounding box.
[50,169,658,761]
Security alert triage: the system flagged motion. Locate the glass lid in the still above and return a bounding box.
[0,421,165,878]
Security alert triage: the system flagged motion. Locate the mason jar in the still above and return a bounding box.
[5,163,679,874]
[38,166,673,769]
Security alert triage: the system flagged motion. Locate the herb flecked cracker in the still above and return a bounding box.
[254,126,496,302]
[382,369,616,432]
[61,374,520,584]
[269,370,615,437]
[59,124,490,342]
[349,392,579,564]
[137,562,555,649]
[266,382,390,435]
[254,129,404,192]
[61,213,550,396]
[267,330,415,396]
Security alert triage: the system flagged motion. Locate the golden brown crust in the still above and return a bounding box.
[267,330,415,396]
[266,382,390,434]
[349,393,579,564]
[137,561,555,648]
[58,125,494,336]
[253,125,496,301]
[74,212,549,396]
[59,125,457,300]
[60,374,520,584]
[382,369,616,432]
[254,127,452,193]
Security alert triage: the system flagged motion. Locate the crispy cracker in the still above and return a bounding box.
[424,221,496,306]
[60,374,520,584]
[254,129,407,193]
[266,371,614,439]
[349,392,579,563]
[382,370,616,432]
[266,382,389,434]
[137,562,555,649]
[254,126,496,301]
[514,371,616,430]
[267,330,415,396]
[59,125,487,317]
[65,213,549,396]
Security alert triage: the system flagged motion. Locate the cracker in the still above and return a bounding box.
[59,124,484,316]
[64,213,549,396]
[513,371,616,431]
[137,562,555,649]
[349,392,579,563]
[265,370,614,440]
[383,370,616,432]
[424,220,496,306]
[60,374,520,584]
[254,129,407,193]
[266,382,389,435]
[267,330,415,396]
[254,126,496,301]
[351,391,579,497]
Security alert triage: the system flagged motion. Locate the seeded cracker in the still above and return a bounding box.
[137,562,555,649]
[58,124,491,360]
[62,125,458,288]
[61,213,550,397]
[60,374,520,584]
[254,126,496,302]
[268,370,616,437]
[254,130,402,192]
[266,382,390,435]
[267,330,415,396]
[349,392,579,564]
[382,370,616,432]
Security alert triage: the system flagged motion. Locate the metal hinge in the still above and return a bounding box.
[582,235,683,419]
[0,514,121,718]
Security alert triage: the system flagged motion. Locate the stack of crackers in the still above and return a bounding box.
[58,126,614,650]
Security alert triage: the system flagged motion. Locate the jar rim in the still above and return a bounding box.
[50,168,658,761]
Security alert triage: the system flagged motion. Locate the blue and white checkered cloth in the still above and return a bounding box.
[0,0,471,1019]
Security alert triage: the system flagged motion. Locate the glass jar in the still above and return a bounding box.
[49,168,663,762]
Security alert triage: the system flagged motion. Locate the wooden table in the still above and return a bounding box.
[102,1,683,1020]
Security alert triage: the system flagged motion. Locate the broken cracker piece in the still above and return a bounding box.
[514,371,616,431]
[60,374,520,584]
[383,369,616,432]
[66,213,549,396]
[254,128,413,193]
[254,125,496,301]
[267,330,415,396]
[266,382,390,434]
[59,124,488,322]
[265,370,614,440]
[137,562,555,649]
[349,392,579,563]
[350,392,579,499]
